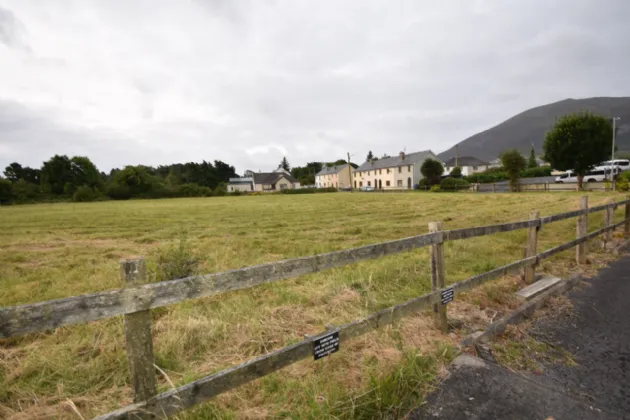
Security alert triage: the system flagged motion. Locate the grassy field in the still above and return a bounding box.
[0,192,625,419]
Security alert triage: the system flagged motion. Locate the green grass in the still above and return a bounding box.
[0,192,624,419]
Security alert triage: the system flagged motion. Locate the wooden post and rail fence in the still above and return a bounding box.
[1,197,630,419]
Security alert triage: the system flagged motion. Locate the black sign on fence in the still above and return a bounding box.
[313,331,340,360]
[441,287,454,305]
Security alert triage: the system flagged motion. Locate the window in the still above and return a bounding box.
[368,171,370,176]
[398,167,402,173]
[408,165,411,172]
[386,180,391,187]
[367,181,371,186]
[386,168,390,174]
[379,169,382,175]
[397,180,402,187]
[359,181,363,187]
[473,166,478,170]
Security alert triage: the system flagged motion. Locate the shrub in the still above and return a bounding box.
[279,187,337,194]
[72,186,99,202]
[501,150,527,191]
[430,185,441,192]
[440,177,471,191]
[420,159,444,186]
[0,178,13,204]
[12,179,40,202]
[521,166,552,178]
[106,183,133,200]
[178,183,213,197]
[450,167,462,177]
[153,232,200,282]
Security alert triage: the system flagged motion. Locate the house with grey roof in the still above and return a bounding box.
[228,168,300,193]
[353,150,443,190]
[315,164,353,189]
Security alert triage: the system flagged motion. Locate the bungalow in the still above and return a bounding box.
[444,156,490,176]
[228,169,300,192]
[315,164,353,189]
[353,150,443,190]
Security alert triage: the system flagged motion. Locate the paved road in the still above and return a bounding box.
[409,254,630,419]
[478,176,558,192]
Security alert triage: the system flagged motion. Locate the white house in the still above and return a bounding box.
[228,168,300,192]
[443,156,490,176]
[353,150,444,189]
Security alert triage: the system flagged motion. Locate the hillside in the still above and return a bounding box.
[438,97,630,161]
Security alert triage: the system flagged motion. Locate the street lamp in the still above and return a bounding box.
[612,117,621,191]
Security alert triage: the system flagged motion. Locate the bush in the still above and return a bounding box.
[0,178,13,204]
[178,183,213,197]
[12,179,40,202]
[440,177,471,191]
[72,186,103,202]
[450,167,462,177]
[106,183,133,200]
[279,187,337,194]
[521,166,552,178]
[152,233,200,282]
[430,185,441,192]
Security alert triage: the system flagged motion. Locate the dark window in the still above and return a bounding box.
[408,165,411,172]
[386,180,391,187]
[398,167,402,173]
[368,181,371,186]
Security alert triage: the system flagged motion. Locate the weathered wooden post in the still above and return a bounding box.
[605,198,614,245]
[625,196,630,238]
[121,258,158,402]
[429,221,448,332]
[524,210,540,284]
[492,183,496,193]
[576,196,588,264]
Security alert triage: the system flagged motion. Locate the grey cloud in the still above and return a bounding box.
[0,6,30,51]
[1,0,630,174]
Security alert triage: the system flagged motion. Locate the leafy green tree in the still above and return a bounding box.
[70,156,101,189]
[544,112,614,189]
[366,150,374,161]
[4,162,24,182]
[500,150,527,191]
[528,145,538,168]
[41,155,74,194]
[0,178,12,204]
[280,157,290,172]
[420,158,444,185]
[450,166,462,177]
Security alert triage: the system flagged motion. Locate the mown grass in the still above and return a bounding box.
[0,192,625,419]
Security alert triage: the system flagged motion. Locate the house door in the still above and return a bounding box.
[407,177,411,189]
[378,179,382,189]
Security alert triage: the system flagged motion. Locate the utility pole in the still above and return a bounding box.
[612,117,621,192]
[455,144,459,168]
[347,152,353,191]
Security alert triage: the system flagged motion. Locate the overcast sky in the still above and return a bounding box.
[1,1,629,174]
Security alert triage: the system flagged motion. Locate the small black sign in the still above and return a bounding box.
[441,287,454,305]
[313,331,340,360]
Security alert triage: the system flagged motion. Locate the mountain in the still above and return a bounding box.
[438,97,630,162]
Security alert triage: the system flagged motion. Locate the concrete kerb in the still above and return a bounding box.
[612,238,630,256]
[461,274,583,349]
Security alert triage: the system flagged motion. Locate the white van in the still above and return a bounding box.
[555,168,619,183]
[596,159,630,172]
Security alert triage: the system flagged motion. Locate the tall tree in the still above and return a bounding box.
[70,156,101,189]
[420,158,444,186]
[366,150,374,161]
[4,163,24,182]
[528,144,538,168]
[279,157,290,172]
[543,112,613,189]
[500,149,527,191]
[41,155,74,194]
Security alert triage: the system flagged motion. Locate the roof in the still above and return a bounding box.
[252,172,298,185]
[443,156,490,167]
[355,150,439,172]
[316,164,352,176]
[228,177,253,185]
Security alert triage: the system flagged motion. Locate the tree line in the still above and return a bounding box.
[0,155,238,204]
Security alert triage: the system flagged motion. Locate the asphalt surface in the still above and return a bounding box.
[478,176,558,192]
[409,254,630,420]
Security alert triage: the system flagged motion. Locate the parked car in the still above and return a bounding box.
[595,159,630,172]
[555,168,619,183]
[360,185,375,192]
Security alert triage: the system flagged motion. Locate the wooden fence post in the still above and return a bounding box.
[524,210,540,284]
[576,196,588,264]
[121,258,158,402]
[429,221,448,332]
[492,183,496,193]
[625,196,630,238]
[605,198,614,246]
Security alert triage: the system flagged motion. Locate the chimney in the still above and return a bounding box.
[399,151,405,160]
[370,159,374,165]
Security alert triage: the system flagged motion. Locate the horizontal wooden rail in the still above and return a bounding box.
[2,198,629,339]
[94,218,626,420]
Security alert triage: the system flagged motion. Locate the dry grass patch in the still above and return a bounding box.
[0,192,627,418]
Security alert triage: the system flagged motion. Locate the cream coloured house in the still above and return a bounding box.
[315,164,354,189]
[353,150,443,190]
